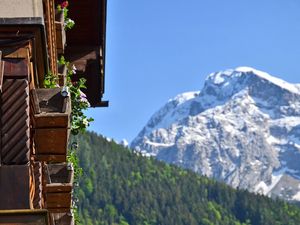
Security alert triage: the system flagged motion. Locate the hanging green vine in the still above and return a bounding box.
[67,140,82,225]
[58,56,94,135]
[58,55,93,225]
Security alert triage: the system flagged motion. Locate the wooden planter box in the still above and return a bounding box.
[32,88,71,162]
[55,11,66,54]
[45,163,74,211]
[49,211,74,225]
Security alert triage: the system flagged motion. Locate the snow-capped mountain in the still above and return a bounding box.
[131,67,300,202]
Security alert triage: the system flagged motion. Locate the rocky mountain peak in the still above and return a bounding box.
[202,67,300,102]
[131,67,300,203]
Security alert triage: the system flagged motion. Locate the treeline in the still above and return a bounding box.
[75,131,300,225]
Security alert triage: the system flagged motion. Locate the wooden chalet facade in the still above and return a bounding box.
[0,0,107,224]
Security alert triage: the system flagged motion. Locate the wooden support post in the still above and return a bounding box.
[0,51,3,92]
[0,51,3,165]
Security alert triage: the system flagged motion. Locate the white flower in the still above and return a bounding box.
[82,118,89,126]
[72,64,77,74]
[64,18,75,29]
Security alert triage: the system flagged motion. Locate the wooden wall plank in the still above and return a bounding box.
[0,165,31,210]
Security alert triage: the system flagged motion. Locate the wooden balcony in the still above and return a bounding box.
[0,0,108,221]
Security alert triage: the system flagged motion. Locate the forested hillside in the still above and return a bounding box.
[75,132,300,225]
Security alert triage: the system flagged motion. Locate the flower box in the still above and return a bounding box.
[55,11,66,54]
[45,163,74,210]
[32,88,71,162]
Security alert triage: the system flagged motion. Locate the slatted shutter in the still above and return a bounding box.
[1,58,30,165]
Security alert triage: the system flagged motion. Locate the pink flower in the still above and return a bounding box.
[60,1,69,9]
[79,90,90,107]
[80,90,87,99]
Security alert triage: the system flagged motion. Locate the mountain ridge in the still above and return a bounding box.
[131,67,300,202]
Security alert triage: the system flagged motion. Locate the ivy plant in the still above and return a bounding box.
[44,71,58,88]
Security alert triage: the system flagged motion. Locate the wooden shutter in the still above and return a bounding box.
[1,57,30,165]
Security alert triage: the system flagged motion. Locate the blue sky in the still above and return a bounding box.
[86,0,300,142]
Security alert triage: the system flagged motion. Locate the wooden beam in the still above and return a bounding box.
[0,51,2,165]
[43,0,58,75]
[0,51,4,92]
[0,209,49,225]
